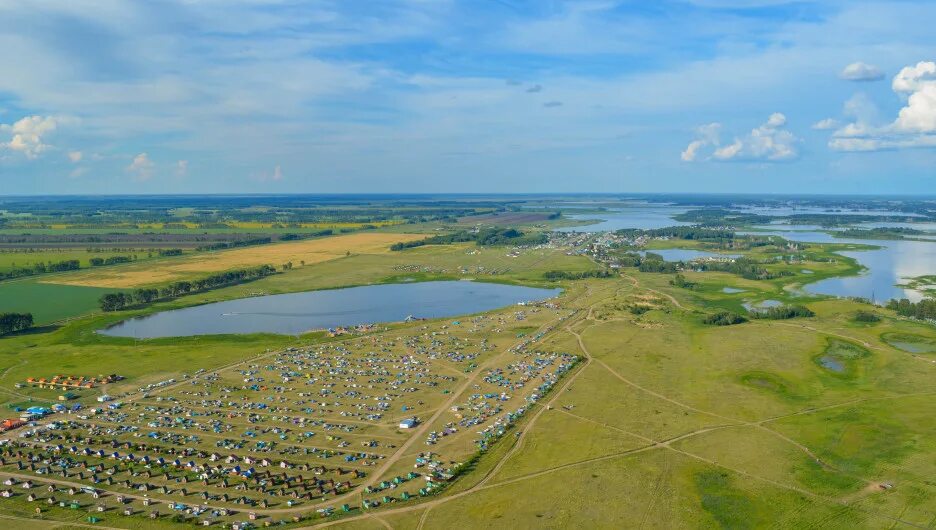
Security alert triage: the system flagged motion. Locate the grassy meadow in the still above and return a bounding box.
[0,225,935,529]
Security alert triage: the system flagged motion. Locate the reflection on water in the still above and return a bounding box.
[742,230,936,303]
[640,249,739,262]
[557,205,691,232]
[100,281,561,339]
[550,201,936,304]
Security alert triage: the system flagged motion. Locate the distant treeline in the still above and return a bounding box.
[0,259,80,281]
[542,269,613,280]
[99,265,277,311]
[196,237,272,252]
[0,313,33,336]
[280,229,333,241]
[749,305,815,320]
[886,298,936,321]
[835,227,923,240]
[692,258,791,281]
[616,226,735,240]
[90,256,134,266]
[390,228,547,251]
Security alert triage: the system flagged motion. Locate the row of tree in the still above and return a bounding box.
[390,227,546,251]
[0,259,80,281]
[692,258,791,281]
[749,305,815,320]
[196,237,272,252]
[0,312,33,336]
[99,265,277,311]
[886,298,936,321]
[89,255,134,266]
[542,269,613,280]
[616,226,736,240]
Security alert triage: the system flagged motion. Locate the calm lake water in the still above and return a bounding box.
[741,229,936,302]
[640,249,740,262]
[558,205,691,232]
[100,281,561,339]
[551,200,936,303]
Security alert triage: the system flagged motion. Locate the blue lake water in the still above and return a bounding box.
[640,249,740,262]
[739,230,936,302]
[99,281,562,339]
[557,205,691,232]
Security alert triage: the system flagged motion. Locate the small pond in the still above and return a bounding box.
[100,281,562,339]
[722,287,746,294]
[640,249,740,262]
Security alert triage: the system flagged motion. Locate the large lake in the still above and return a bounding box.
[100,281,562,339]
[552,201,936,304]
[557,205,691,232]
[740,229,936,302]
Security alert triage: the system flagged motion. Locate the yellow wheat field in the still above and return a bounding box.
[43,232,424,288]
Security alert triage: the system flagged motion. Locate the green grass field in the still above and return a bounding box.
[1,233,935,529]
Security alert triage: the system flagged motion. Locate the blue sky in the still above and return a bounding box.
[1,0,935,195]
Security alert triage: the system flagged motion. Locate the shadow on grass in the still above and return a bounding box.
[1,325,61,338]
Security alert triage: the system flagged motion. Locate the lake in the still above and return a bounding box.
[740,229,936,302]
[640,249,740,262]
[99,281,562,339]
[557,205,691,232]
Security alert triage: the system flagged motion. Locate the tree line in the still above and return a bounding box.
[886,298,936,321]
[749,305,815,320]
[542,269,613,280]
[616,226,736,241]
[99,265,277,311]
[196,237,272,252]
[0,313,33,336]
[0,259,80,281]
[391,228,547,251]
[89,255,134,266]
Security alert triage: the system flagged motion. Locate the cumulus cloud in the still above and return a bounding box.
[812,118,839,130]
[67,150,83,163]
[682,113,798,162]
[840,62,884,82]
[127,152,155,181]
[829,61,936,152]
[1,115,60,158]
[175,160,188,177]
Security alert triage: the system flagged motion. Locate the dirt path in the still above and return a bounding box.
[620,273,689,311]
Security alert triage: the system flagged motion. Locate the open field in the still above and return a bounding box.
[42,233,425,288]
[1,218,935,528]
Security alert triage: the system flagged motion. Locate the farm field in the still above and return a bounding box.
[42,232,426,288]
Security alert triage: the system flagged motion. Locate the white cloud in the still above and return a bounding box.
[67,150,83,163]
[1,115,60,158]
[812,118,839,130]
[829,61,936,152]
[840,62,884,82]
[681,122,720,161]
[892,61,936,133]
[175,159,188,177]
[127,152,155,181]
[682,113,798,162]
